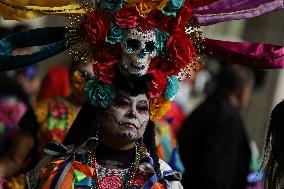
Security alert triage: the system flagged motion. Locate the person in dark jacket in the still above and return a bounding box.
[262,99,284,189]
[178,64,254,189]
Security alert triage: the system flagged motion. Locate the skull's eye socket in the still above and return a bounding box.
[126,39,140,51]
[145,41,156,53]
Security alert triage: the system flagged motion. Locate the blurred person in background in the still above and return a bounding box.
[0,68,32,189]
[0,75,29,155]
[0,62,92,189]
[262,99,284,189]
[178,64,254,189]
[6,64,40,105]
[0,25,41,189]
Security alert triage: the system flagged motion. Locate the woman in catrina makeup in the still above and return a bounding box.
[27,72,183,189]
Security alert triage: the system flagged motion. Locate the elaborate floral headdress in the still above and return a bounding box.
[67,0,203,121]
[1,0,284,121]
[0,0,204,121]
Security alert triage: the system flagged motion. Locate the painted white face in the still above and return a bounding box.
[121,29,157,76]
[100,91,149,142]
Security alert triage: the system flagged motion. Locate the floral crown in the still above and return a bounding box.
[67,0,202,121]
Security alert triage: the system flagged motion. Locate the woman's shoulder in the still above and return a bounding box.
[140,155,183,189]
[159,159,172,171]
[158,159,183,189]
[27,139,98,189]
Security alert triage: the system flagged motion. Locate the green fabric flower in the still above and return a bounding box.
[100,0,124,12]
[106,21,124,44]
[162,0,185,16]
[85,78,116,108]
[155,29,169,57]
[164,76,180,101]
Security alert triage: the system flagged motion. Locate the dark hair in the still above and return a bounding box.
[114,66,151,97]
[212,64,255,96]
[143,121,166,184]
[263,100,284,189]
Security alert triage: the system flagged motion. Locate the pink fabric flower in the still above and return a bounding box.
[131,171,149,187]
[99,176,123,189]
[0,98,26,127]
[48,100,68,119]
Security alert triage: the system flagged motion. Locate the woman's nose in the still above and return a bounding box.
[126,108,137,118]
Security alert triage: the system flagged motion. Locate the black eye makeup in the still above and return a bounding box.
[136,101,149,113]
[126,39,141,51]
[136,105,149,112]
[113,96,130,108]
[145,41,156,53]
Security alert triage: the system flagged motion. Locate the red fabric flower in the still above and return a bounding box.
[93,60,118,85]
[132,171,150,187]
[147,69,167,98]
[92,43,121,84]
[147,10,173,32]
[149,56,178,76]
[48,100,68,119]
[165,32,194,71]
[50,128,66,143]
[93,43,122,62]
[173,0,193,32]
[80,11,111,47]
[115,7,142,29]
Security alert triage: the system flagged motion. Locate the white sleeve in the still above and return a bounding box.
[159,159,183,189]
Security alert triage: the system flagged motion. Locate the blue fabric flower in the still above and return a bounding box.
[164,76,180,101]
[106,21,124,44]
[100,0,124,12]
[85,78,116,108]
[162,0,185,16]
[155,29,169,57]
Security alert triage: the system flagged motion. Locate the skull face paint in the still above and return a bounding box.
[100,91,149,142]
[121,29,157,76]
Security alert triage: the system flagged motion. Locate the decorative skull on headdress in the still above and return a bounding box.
[121,29,157,75]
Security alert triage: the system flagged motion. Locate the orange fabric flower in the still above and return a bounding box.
[150,96,171,121]
[125,0,169,15]
[151,182,167,189]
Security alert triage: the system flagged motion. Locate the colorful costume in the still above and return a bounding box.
[32,98,79,158]
[27,137,182,189]
[1,1,284,189]
[0,97,79,189]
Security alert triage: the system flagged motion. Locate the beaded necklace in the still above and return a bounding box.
[90,142,142,189]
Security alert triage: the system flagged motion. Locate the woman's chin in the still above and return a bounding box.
[115,132,138,142]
